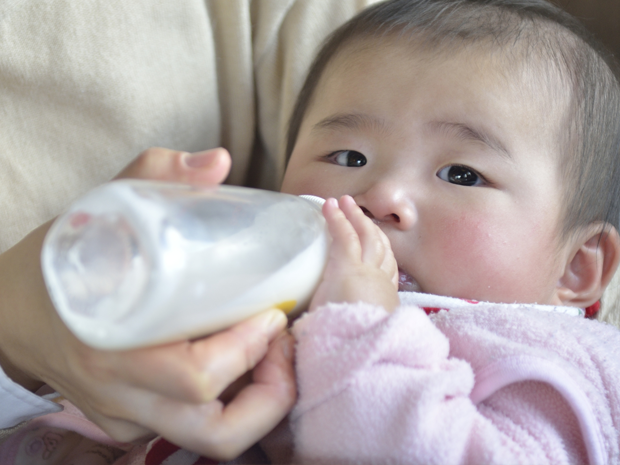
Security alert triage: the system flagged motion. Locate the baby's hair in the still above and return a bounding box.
[286,0,620,242]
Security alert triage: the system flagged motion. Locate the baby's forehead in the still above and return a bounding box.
[337,32,570,89]
[288,2,620,244]
[326,35,571,135]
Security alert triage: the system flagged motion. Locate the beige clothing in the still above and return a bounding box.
[1,0,618,323]
[0,0,380,252]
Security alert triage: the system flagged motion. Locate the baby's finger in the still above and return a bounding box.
[377,228,399,288]
[338,195,388,266]
[322,198,363,264]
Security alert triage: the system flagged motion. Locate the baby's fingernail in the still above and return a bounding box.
[183,149,220,168]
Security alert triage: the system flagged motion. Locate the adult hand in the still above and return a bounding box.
[0,147,296,460]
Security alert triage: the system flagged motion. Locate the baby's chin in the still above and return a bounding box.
[398,268,421,292]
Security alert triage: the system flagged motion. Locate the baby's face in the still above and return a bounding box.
[281,41,572,305]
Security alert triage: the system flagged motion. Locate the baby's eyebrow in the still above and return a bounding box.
[311,114,511,159]
[427,121,511,159]
[312,112,390,135]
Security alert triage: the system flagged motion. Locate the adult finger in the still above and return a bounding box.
[136,332,296,461]
[54,310,289,444]
[96,309,289,405]
[115,147,231,186]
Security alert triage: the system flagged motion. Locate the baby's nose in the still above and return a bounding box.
[355,189,416,231]
[360,206,399,225]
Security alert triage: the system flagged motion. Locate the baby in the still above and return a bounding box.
[277,0,620,463]
[3,0,620,464]
[282,0,620,312]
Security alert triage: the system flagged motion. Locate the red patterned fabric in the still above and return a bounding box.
[145,439,217,465]
[585,301,601,319]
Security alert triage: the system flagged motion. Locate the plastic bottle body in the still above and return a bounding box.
[41,180,328,349]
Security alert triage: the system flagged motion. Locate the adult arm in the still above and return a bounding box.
[0,148,296,461]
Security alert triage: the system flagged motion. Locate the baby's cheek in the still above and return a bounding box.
[431,213,535,301]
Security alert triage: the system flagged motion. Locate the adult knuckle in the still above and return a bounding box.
[198,430,241,461]
[186,371,220,404]
[135,147,166,168]
[101,421,149,444]
[186,344,230,402]
[72,345,115,381]
[132,147,157,167]
[229,324,269,370]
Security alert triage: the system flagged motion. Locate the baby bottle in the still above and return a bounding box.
[41,180,328,350]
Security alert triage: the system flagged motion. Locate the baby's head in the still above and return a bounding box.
[280,0,620,311]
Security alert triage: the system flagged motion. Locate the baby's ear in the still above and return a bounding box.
[556,224,620,307]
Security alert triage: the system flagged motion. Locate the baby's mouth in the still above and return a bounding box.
[398,268,420,292]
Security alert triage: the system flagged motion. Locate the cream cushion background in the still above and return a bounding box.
[0,0,618,324]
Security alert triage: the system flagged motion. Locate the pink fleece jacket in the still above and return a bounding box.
[3,293,619,464]
[290,293,620,465]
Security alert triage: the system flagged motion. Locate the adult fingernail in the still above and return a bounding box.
[280,333,295,362]
[183,149,219,168]
[258,309,287,335]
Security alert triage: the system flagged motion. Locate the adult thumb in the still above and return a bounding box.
[115,147,232,186]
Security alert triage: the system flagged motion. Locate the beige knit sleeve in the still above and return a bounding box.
[0,1,224,252]
[601,273,620,326]
[0,0,380,252]
[248,0,383,191]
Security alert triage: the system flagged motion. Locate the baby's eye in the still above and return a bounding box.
[437,165,484,186]
[329,150,367,167]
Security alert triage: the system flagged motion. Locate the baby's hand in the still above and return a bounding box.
[310,195,399,312]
